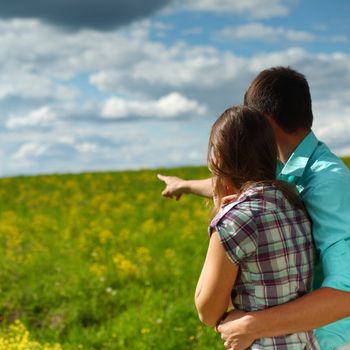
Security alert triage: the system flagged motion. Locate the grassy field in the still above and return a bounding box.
[0,166,223,350]
[0,158,349,349]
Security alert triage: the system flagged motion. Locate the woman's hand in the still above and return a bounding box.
[157,174,187,200]
[157,175,213,199]
[214,194,238,211]
[221,194,238,206]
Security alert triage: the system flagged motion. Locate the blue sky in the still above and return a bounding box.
[0,0,350,177]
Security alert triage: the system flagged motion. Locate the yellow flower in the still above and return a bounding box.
[141,218,155,234]
[32,215,50,228]
[117,228,130,243]
[99,229,112,244]
[89,263,107,277]
[136,193,146,202]
[188,335,196,342]
[0,320,62,350]
[113,253,138,277]
[164,248,175,259]
[141,328,150,335]
[136,247,152,263]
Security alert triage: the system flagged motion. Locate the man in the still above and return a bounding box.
[158,67,350,350]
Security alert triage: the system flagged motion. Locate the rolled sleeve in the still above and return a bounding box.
[321,239,350,291]
[304,180,350,291]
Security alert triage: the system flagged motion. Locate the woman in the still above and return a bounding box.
[195,106,318,349]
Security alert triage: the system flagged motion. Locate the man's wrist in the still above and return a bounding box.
[241,313,262,341]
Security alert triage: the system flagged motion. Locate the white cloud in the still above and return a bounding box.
[6,106,56,129]
[58,136,75,145]
[174,0,290,19]
[1,16,350,177]
[75,142,99,154]
[337,146,350,157]
[0,19,152,101]
[313,98,350,148]
[329,35,348,43]
[217,23,348,44]
[90,45,350,117]
[152,21,174,37]
[12,142,48,160]
[0,71,80,101]
[217,23,315,42]
[101,92,207,119]
[90,45,246,92]
[1,118,211,177]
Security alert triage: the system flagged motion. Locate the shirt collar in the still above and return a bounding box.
[280,130,319,177]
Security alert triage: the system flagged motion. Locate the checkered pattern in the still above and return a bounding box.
[209,184,318,350]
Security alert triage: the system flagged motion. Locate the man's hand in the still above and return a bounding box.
[157,174,187,200]
[217,310,256,350]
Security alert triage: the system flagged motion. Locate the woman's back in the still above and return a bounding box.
[210,183,318,349]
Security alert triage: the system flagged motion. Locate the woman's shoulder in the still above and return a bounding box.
[242,183,303,214]
[209,183,299,234]
[209,185,269,234]
[235,183,288,213]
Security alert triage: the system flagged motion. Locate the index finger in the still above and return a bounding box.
[157,174,167,181]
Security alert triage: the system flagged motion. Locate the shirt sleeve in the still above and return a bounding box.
[214,209,258,265]
[304,179,350,291]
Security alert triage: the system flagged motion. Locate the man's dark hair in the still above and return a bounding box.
[244,66,313,133]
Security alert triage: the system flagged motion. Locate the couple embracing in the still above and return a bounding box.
[158,67,350,350]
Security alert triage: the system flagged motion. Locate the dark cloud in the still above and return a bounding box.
[0,0,172,30]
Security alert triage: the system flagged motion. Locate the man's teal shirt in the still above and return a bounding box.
[277,131,350,350]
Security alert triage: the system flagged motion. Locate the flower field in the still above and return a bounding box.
[0,158,349,349]
[0,166,223,350]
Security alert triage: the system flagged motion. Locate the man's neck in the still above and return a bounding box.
[276,129,310,164]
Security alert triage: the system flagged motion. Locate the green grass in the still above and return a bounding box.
[0,158,349,349]
[0,166,224,349]
[342,156,350,168]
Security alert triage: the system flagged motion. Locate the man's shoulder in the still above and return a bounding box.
[304,141,350,187]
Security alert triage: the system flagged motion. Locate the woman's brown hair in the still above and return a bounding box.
[208,105,306,213]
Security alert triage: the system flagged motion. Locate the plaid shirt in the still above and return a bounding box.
[209,184,319,350]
